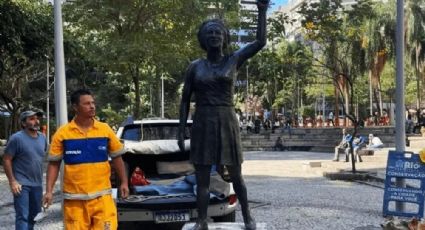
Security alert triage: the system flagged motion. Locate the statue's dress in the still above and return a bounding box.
[190,54,242,166]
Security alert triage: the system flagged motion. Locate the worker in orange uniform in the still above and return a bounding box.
[42,89,129,229]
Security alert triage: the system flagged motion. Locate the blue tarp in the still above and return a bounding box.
[133,172,230,200]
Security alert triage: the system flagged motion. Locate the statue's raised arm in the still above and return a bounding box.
[235,0,270,69]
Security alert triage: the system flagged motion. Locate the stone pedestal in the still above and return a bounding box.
[182,222,267,230]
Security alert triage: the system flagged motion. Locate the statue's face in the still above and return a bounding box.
[205,24,224,49]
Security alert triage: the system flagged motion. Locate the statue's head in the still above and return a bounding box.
[197,19,230,51]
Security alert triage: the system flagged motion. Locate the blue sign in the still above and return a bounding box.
[383,151,425,218]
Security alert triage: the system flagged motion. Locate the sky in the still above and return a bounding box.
[271,0,289,12]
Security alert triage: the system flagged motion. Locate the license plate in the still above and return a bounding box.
[154,210,190,223]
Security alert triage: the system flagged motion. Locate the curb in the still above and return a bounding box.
[323,170,377,181]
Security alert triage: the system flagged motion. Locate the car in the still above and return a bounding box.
[111,119,238,229]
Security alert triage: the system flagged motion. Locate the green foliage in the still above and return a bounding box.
[244,38,314,116]
[405,65,419,105]
[362,0,396,64]
[298,0,344,43]
[0,0,53,133]
[100,104,124,130]
[2,0,424,135]
[405,0,425,108]
[300,105,315,118]
[268,11,296,42]
[297,0,380,122]
[62,0,239,120]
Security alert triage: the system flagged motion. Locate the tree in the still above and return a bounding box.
[0,0,53,134]
[268,11,296,44]
[362,1,396,117]
[298,0,375,172]
[63,0,239,120]
[406,0,425,109]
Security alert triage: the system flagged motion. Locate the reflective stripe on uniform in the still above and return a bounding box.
[109,148,125,158]
[47,154,63,161]
[64,188,112,200]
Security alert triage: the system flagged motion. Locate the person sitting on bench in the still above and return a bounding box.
[366,133,384,150]
[346,135,366,162]
[332,128,351,162]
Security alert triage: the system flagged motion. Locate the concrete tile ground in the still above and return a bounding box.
[0,147,420,229]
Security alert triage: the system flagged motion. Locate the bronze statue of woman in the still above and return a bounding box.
[178,1,269,229]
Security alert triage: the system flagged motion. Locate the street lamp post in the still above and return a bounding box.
[246,65,249,120]
[395,0,406,212]
[54,0,68,211]
[161,74,164,118]
[46,59,50,144]
[54,0,67,125]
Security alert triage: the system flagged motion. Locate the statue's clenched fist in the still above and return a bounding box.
[257,0,270,10]
[257,0,270,4]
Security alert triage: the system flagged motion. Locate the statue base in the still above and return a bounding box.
[182,222,267,230]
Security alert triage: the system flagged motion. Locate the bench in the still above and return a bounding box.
[357,149,374,156]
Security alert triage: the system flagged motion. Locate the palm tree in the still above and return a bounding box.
[363,1,396,117]
[298,0,376,172]
[405,0,425,109]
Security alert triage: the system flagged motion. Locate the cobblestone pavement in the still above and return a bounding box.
[241,150,387,230]
[0,164,62,230]
[0,148,400,230]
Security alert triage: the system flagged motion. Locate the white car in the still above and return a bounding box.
[112,119,237,229]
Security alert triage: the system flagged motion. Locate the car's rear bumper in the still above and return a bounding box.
[117,199,237,222]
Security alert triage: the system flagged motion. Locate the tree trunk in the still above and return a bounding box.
[416,43,421,109]
[344,86,349,127]
[378,81,383,116]
[369,70,373,116]
[335,86,339,127]
[10,109,20,134]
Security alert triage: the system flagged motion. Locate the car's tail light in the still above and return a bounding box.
[228,194,238,205]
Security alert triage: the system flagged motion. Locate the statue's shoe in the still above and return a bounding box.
[190,222,208,230]
[245,218,256,230]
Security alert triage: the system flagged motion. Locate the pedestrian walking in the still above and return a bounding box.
[42,89,129,230]
[3,110,47,230]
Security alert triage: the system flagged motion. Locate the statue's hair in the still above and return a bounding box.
[197,19,231,51]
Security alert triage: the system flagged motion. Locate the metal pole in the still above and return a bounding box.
[46,59,50,144]
[322,91,325,121]
[369,71,373,117]
[246,65,249,120]
[395,0,406,212]
[54,0,68,211]
[150,85,153,115]
[161,74,164,118]
[54,0,68,126]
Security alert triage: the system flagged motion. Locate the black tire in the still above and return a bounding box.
[212,211,236,222]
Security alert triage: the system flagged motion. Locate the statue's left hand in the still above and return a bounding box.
[257,0,270,10]
[177,127,186,153]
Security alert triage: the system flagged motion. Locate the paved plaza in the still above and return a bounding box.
[0,148,409,230]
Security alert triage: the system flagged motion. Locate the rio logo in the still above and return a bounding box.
[395,160,420,170]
